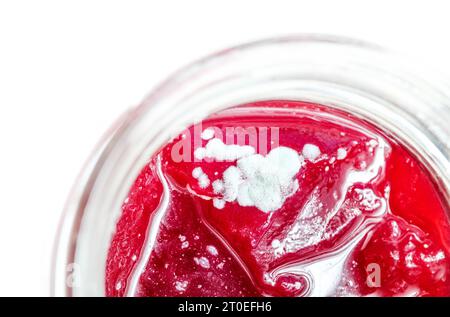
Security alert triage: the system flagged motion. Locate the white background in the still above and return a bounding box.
[0,1,449,296]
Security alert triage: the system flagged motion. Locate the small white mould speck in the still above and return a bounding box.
[194,256,211,269]
[213,198,225,209]
[337,148,347,160]
[198,173,210,188]
[201,128,215,140]
[192,167,203,179]
[175,280,188,292]
[206,245,218,256]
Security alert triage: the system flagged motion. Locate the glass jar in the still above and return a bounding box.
[52,34,450,296]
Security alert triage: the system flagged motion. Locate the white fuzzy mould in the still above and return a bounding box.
[192,166,210,188]
[194,138,255,161]
[213,198,225,209]
[214,146,302,213]
[222,166,242,202]
[201,128,215,140]
[212,179,224,194]
[197,173,210,188]
[302,143,321,161]
[194,147,207,160]
[192,167,203,179]
[337,148,347,160]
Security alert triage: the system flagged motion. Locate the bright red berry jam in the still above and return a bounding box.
[105,101,450,297]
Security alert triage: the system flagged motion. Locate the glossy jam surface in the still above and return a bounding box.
[105,101,450,297]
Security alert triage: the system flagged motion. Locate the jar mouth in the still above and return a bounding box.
[52,34,450,297]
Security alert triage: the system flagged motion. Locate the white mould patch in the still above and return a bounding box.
[213,198,225,209]
[194,147,207,160]
[198,174,210,188]
[337,148,347,160]
[302,143,321,161]
[212,146,302,213]
[191,167,210,188]
[192,167,203,179]
[201,128,215,140]
[212,179,224,194]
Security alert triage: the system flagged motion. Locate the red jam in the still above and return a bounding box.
[105,101,450,297]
